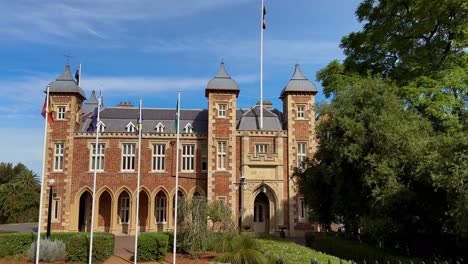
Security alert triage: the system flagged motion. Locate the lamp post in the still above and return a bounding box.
[46,179,55,239]
[233,173,246,233]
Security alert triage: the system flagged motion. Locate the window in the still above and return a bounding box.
[126,122,136,133]
[90,143,105,171]
[52,197,60,221]
[254,204,264,222]
[255,144,268,155]
[182,144,195,171]
[297,105,305,119]
[57,106,66,120]
[217,141,227,170]
[54,143,64,171]
[218,104,227,117]
[155,194,167,223]
[299,197,308,220]
[155,122,164,133]
[152,144,165,171]
[201,146,207,172]
[98,121,105,132]
[122,143,136,171]
[297,143,307,168]
[120,197,130,224]
[184,123,193,133]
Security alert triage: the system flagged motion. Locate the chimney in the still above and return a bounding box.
[118,101,134,107]
[256,100,273,110]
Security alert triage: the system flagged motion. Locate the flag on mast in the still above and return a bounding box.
[41,95,54,124]
[75,64,81,86]
[134,98,143,264]
[173,91,181,264]
[262,2,266,29]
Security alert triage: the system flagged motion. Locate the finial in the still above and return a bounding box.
[63,52,73,65]
[221,58,224,64]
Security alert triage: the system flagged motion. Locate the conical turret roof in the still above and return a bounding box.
[279,64,317,98]
[46,65,86,99]
[205,62,239,97]
[83,90,98,113]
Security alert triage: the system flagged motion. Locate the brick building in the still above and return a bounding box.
[40,62,318,236]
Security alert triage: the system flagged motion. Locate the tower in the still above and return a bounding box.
[279,64,318,234]
[43,65,86,232]
[205,62,240,213]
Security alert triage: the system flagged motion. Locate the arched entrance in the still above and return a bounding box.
[78,191,92,232]
[253,192,270,233]
[138,190,149,232]
[98,190,112,232]
[155,191,168,231]
[118,190,131,234]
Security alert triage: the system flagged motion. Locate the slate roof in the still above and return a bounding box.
[83,91,98,113]
[205,62,239,97]
[237,106,283,131]
[279,64,317,99]
[81,107,208,134]
[47,65,86,99]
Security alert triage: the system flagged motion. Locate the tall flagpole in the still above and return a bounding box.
[172,90,181,264]
[78,64,82,86]
[88,92,102,264]
[35,85,50,264]
[134,98,143,264]
[260,0,265,130]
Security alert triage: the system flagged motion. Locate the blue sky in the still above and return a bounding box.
[0,0,362,174]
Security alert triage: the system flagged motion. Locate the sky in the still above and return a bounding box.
[0,0,362,175]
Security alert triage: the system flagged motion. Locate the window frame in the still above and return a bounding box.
[181,144,195,172]
[299,197,308,221]
[218,103,227,118]
[217,141,227,171]
[53,143,64,172]
[297,142,307,168]
[255,144,268,156]
[52,197,60,222]
[121,143,136,172]
[297,105,305,119]
[155,194,167,224]
[89,143,105,172]
[57,106,66,120]
[120,197,130,224]
[152,144,166,172]
[201,145,208,172]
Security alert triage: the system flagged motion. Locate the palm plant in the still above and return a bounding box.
[12,170,40,191]
[216,233,268,264]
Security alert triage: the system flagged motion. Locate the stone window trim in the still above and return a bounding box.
[53,142,65,172]
[255,143,269,156]
[155,194,167,224]
[296,104,306,119]
[217,102,228,118]
[181,143,196,172]
[88,143,106,172]
[120,196,130,224]
[297,142,307,168]
[201,144,208,172]
[56,105,67,120]
[152,143,166,172]
[120,142,137,172]
[86,140,109,173]
[216,140,228,171]
[52,197,60,222]
[298,197,308,222]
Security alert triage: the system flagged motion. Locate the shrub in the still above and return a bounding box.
[137,232,169,262]
[63,233,114,263]
[216,233,268,264]
[0,232,35,258]
[27,239,66,262]
[305,232,315,247]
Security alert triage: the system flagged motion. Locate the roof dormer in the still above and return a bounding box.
[155,122,165,133]
[126,122,136,133]
[184,123,193,133]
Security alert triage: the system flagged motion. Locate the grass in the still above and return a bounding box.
[256,235,349,264]
[310,233,421,263]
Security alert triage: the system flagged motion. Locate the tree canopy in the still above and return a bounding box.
[295,0,467,258]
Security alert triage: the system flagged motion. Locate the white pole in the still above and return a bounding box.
[260,0,264,130]
[35,85,50,264]
[78,64,82,86]
[88,93,102,264]
[134,98,143,264]
[172,90,181,264]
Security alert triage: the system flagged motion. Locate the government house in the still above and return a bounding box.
[40,62,318,236]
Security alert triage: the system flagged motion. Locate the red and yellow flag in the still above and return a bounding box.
[41,96,54,124]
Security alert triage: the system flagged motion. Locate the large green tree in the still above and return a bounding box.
[295,0,467,257]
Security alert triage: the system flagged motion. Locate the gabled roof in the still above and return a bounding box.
[81,107,208,134]
[47,65,86,99]
[205,62,240,97]
[237,106,283,131]
[279,64,317,99]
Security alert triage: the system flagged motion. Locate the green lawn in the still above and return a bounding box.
[256,235,349,264]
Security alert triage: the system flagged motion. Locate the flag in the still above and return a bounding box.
[174,99,179,132]
[41,96,54,124]
[136,102,143,134]
[75,64,81,86]
[262,4,266,30]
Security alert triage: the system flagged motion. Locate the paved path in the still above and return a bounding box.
[0,222,37,232]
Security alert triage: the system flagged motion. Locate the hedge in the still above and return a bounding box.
[137,232,169,261]
[0,232,114,263]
